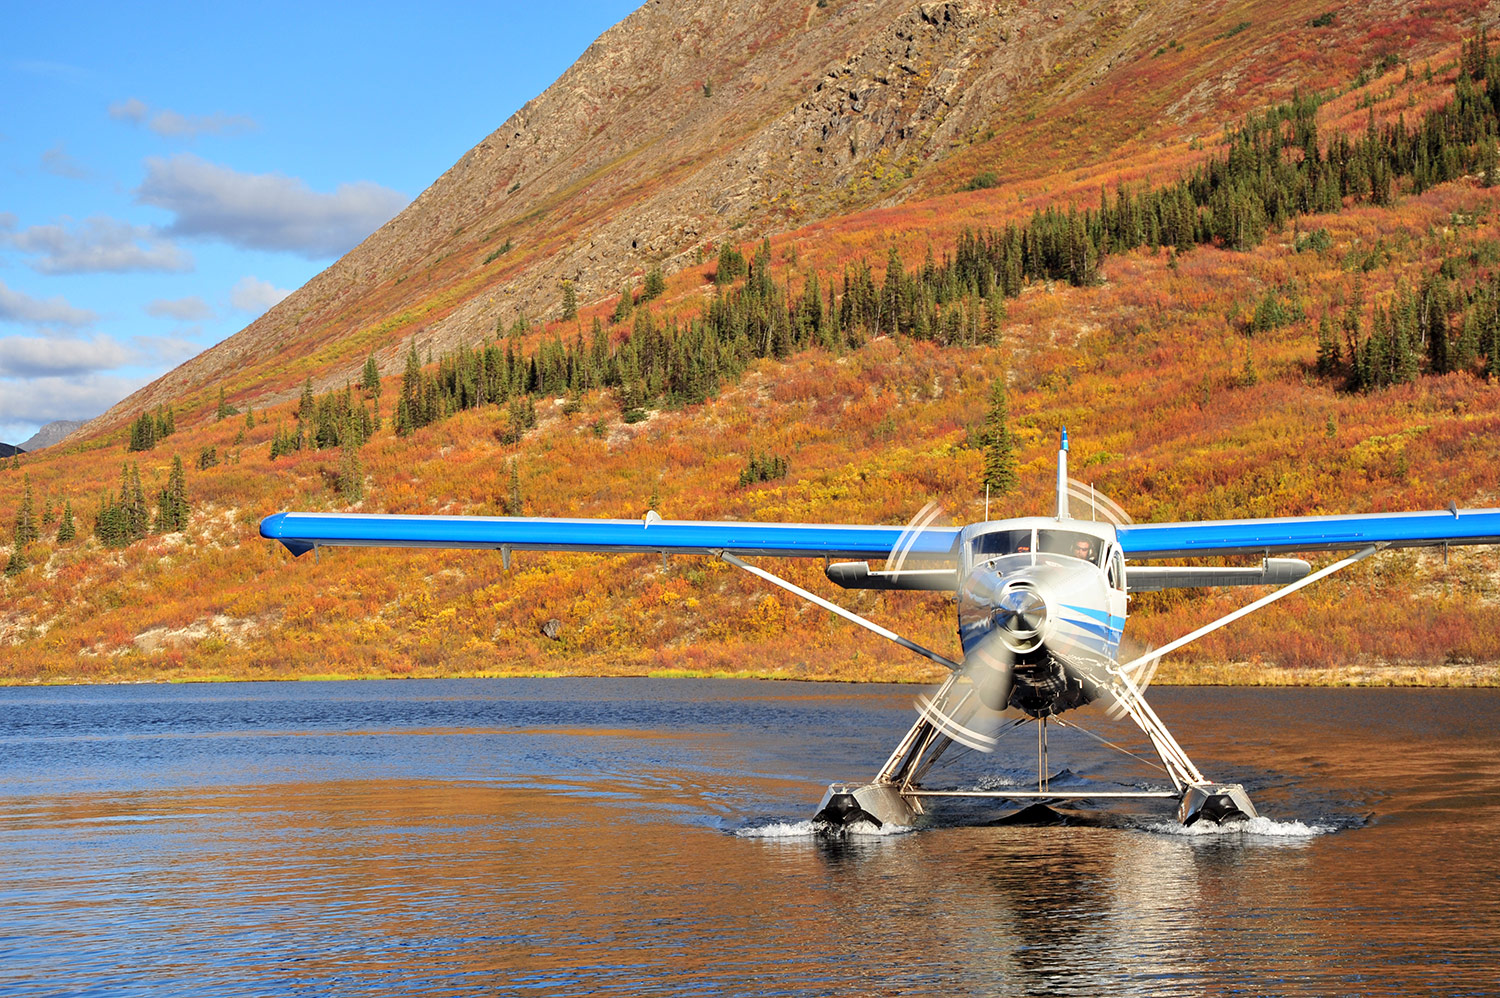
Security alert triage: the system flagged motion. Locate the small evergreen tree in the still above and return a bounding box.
[56,499,75,543]
[12,474,38,546]
[641,267,666,301]
[1315,313,1341,375]
[560,280,578,321]
[505,460,524,516]
[981,379,1018,497]
[128,410,156,451]
[362,352,382,397]
[611,287,633,323]
[715,243,746,285]
[338,414,364,503]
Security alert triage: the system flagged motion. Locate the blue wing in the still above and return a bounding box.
[259,511,963,560]
[1117,508,1500,559]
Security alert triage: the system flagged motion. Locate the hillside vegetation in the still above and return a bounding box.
[3,1,1500,686]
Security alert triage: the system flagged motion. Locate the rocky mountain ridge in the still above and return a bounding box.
[75,0,1257,438]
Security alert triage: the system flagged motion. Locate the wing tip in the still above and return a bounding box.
[259,512,314,557]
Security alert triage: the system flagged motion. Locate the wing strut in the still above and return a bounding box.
[1118,543,1383,685]
[716,551,961,672]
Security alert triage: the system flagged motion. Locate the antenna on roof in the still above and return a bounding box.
[1056,428,1070,520]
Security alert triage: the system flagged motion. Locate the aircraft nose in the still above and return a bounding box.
[992,585,1048,650]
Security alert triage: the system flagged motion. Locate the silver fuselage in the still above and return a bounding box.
[955,518,1127,716]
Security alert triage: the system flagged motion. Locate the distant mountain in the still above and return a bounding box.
[81,0,1373,436]
[0,443,22,458]
[19,420,85,452]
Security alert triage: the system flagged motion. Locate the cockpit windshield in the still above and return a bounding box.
[970,527,1106,569]
[1038,530,1102,566]
[970,529,1033,560]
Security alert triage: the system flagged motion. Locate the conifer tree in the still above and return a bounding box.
[505,460,524,516]
[338,414,364,503]
[1315,313,1341,375]
[362,352,382,397]
[128,410,156,452]
[642,267,666,301]
[611,287,633,323]
[13,474,38,546]
[298,376,316,424]
[56,499,75,543]
[560,280,578,321]
[152,455,190,534]
[981,379,1018,497]
[127,463,148,542]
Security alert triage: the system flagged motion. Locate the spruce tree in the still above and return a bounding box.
[505,460,524,516]
[13,474,38,546]
[130,463,148,541]
[1315,313,1341,375]
[981,379,1018,497]
[642,267,666,301]
[560,280,578,321]
[338,415,364,503]
[56,499,75,543]
[298,376,316,424]
[362,352,382,397]
[154,455,189,533]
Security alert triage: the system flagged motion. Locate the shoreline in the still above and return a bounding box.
[3,661,1498,688]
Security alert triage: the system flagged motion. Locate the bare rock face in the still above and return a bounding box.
[79,0,1260,433]
[18,420,86,452]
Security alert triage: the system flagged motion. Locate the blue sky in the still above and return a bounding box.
[0,0,640,445]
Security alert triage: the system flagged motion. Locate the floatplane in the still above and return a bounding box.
[260,431,1500,828]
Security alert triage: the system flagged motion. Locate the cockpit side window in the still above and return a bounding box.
[1038,530,1102,566]
[1107,547,1125,590]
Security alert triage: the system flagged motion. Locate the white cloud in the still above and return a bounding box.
[144,296,213,321]
[137,153,407,258]
[0,280,97,327]
[40,142,91,180]
[109,97,255,138]
[0,372,146,426]
[230,276,291,314]
[0,335,135,378]
[148,109,257,138]
[108,97,149,123]
[3,216,192,274]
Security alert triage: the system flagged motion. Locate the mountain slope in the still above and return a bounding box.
[5,0,1500,685]
[79,0,1476,439]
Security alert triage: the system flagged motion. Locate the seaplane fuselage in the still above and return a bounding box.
[955,518,1125,719]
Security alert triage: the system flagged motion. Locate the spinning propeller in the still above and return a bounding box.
[887,502,1021,753]
[1064,478,1132,526]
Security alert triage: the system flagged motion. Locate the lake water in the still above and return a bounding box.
[0,678,1496,997]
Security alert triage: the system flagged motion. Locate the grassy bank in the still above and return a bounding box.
[3,661,1497,687]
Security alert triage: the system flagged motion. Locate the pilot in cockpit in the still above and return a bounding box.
[1072,537,1096,563]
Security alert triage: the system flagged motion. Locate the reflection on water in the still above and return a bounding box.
[0,680,1497,996]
